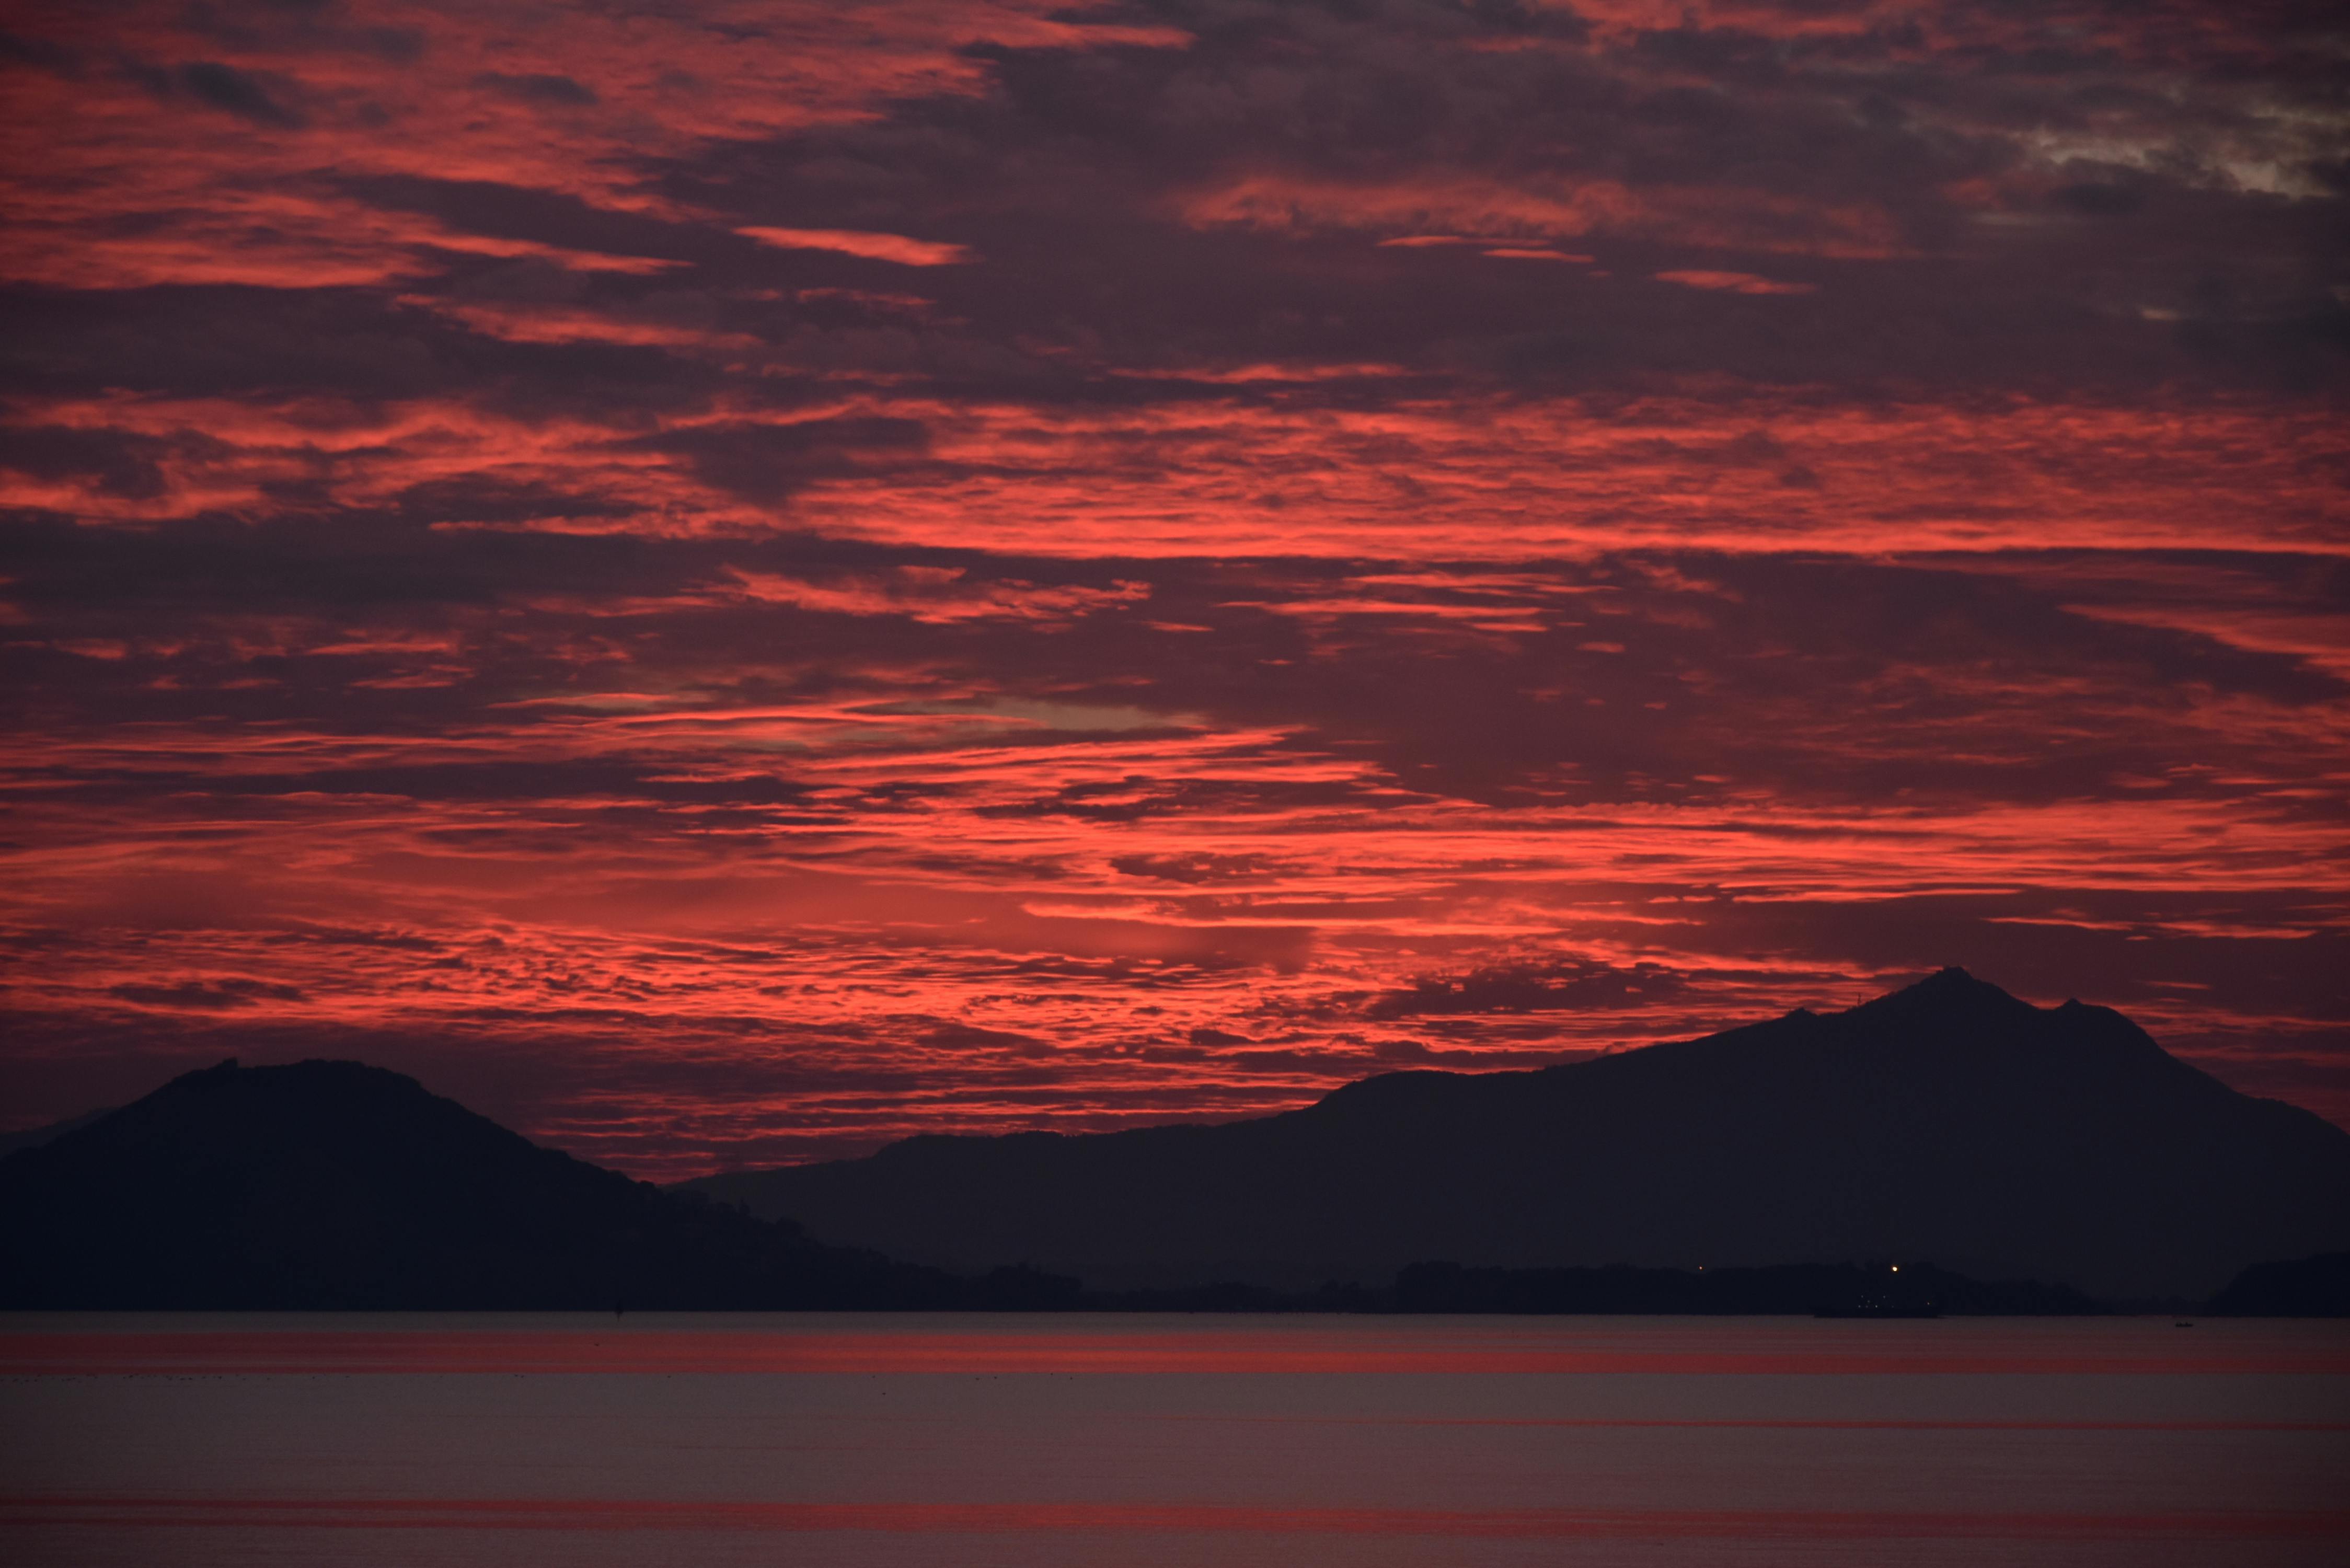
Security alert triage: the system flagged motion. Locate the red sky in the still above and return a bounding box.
[2,0,2345,1177]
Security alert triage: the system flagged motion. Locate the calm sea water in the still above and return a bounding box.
[3,1313,2345,1566]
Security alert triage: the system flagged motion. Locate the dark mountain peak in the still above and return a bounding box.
[162,1056,420,1101]
[0,1056,969,1310]
[1853,965,2032,1020]
[40,1054,551,1186]
[176,1055,412,1088]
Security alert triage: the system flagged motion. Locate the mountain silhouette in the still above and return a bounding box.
[0,1058,995,1310]
[2207,1252,2350,1318]
[685,970,2350,1301]
[0,1105,112,1159]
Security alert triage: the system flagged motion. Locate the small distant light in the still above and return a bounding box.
[1891,1265,1899,1272]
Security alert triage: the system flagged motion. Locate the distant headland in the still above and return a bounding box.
[5,971,2347,1315]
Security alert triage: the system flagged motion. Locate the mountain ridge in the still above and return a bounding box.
[0,1057,1031,1310]
[684,970,2350,1300]
[2,979,2345,1311]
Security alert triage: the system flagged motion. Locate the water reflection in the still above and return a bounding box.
[3,1315,2345,1566]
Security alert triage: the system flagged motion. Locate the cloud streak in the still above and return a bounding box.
[740,228,976,266]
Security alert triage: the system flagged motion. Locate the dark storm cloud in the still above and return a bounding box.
[0,425,180,500]
[132,59,308,127]
[336,174,741,265]
[474,71,597,106]
[615,0,2347,399]
[5,497,2341,815]
[0,28,79,74]
[626,416,933,503]
[385,476,639,527]
[0,285,707,407]
[175,0,425,63]
[1369,958,1690,1018]
[106,977,307,1009]
[12,758,831,812]
[1112,852,1275,884]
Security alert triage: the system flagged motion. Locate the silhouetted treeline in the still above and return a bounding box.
[1028,1261,2090,1316]
[1385,1260,2099,1316]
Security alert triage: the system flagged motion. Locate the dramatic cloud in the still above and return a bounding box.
[740,228,977,266]
[1,0,2343,1174]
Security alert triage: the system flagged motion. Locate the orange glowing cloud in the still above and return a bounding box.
[1177,172,1907,259]
[739,227,977,266]
[722,566,1149,622]
[1654,270,1816,295]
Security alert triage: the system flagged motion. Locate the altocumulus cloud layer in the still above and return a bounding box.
[1,0,2345,1173]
